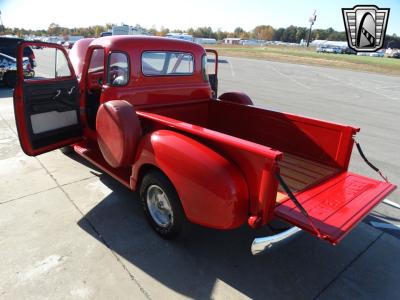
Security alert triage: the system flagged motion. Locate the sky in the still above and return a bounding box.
[0,0,399,35]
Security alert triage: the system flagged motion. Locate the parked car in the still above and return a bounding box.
[391,52,400,59]
[0,37,36,68]
[0,52,34,87]
[316,46,342,54]
[342,47,357,55]
[358,50,385,57]
[100,31,112,37]
[13,37,396,255]
[369,50,385,57]
[328,47,342,54]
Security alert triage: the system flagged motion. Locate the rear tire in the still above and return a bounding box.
[4,72,16,88]
[140,170,187,239]
[60,145,74,155]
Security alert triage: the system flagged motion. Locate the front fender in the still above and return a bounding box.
[132,130,249,229]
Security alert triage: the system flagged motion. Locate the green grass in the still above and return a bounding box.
[207,45,400,75]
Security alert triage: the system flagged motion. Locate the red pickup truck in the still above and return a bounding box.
[13,36,395,255]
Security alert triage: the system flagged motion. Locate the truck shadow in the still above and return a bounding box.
[76,172,391,300]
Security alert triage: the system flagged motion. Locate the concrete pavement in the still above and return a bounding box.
[1,56,400,299]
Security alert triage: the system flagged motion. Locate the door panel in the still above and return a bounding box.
[31,111,77,134]
[275,171,396,244]
[22,80,81,150]
[14,42,82,156]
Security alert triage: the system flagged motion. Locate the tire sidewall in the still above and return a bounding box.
[140,171,185,239]
[60,145,74,155]
[4,72,17,88]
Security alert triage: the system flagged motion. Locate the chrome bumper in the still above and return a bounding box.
[251,226,302,255]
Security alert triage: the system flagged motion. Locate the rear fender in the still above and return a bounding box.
[131,130,249,229]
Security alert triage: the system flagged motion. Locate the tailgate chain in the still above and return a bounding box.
[275,173,327,239]
[354,140,389,183]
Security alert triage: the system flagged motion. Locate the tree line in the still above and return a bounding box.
[1,23,399,47]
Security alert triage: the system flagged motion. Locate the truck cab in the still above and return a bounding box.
[72,36,215,136]
[13,37,395,255]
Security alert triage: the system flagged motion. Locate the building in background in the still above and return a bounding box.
[111,24,149,36]
[223,38,242,45]
[194,38,216,44]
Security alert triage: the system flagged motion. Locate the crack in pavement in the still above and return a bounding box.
[0,186,58,205]
[36,157,153,300]
[0,106,152,300]
[0,175,98,205]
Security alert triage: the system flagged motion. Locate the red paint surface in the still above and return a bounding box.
[96,100,141,168]
[275,172,396,243]
[14,42,82,156]
[132,130,249,229]
[13,37,396,241]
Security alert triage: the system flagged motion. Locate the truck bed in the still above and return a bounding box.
[136,99,395,243]
[140,99,344,195]
[278,153,339,193]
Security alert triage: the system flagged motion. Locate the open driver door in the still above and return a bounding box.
[14,42,82,156]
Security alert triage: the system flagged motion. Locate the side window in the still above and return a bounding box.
[56,49,71,77]
[25,47,72,80]
[142,51,194,76]
[108,52,129,86]
[88,49,104,74]
[201,54,208,82]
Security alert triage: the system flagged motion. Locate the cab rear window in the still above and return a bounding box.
[142,51,194,76]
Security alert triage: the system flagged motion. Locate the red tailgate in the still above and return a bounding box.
[275,172,396,244]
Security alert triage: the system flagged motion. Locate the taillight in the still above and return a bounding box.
[26,63,31,71]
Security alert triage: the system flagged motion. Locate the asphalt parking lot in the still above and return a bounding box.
[1,57,399,300]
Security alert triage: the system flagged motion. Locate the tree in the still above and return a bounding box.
[274,28,285,41]
[158,26,169,36]
[148,28,157,36]
[95,26,100,37]
[253,25,274,40]
[284,25,297,42]
[233,27,245,38]
[240,31,250,39]
[187,27,195,36]
[1,23,392,44]
[48,23,61,36]
[215,29,227,41]
[295,27,307,42]
[105,23,115,31]
[193,27,215,38]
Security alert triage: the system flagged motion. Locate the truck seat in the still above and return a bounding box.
[96,100,141,168]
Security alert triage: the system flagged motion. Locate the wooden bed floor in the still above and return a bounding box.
[276,153,340,203]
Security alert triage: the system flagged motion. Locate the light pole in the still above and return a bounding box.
[306,10,317,47]
[0,10,5,34]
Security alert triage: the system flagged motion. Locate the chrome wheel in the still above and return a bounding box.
[146,185,174,228]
